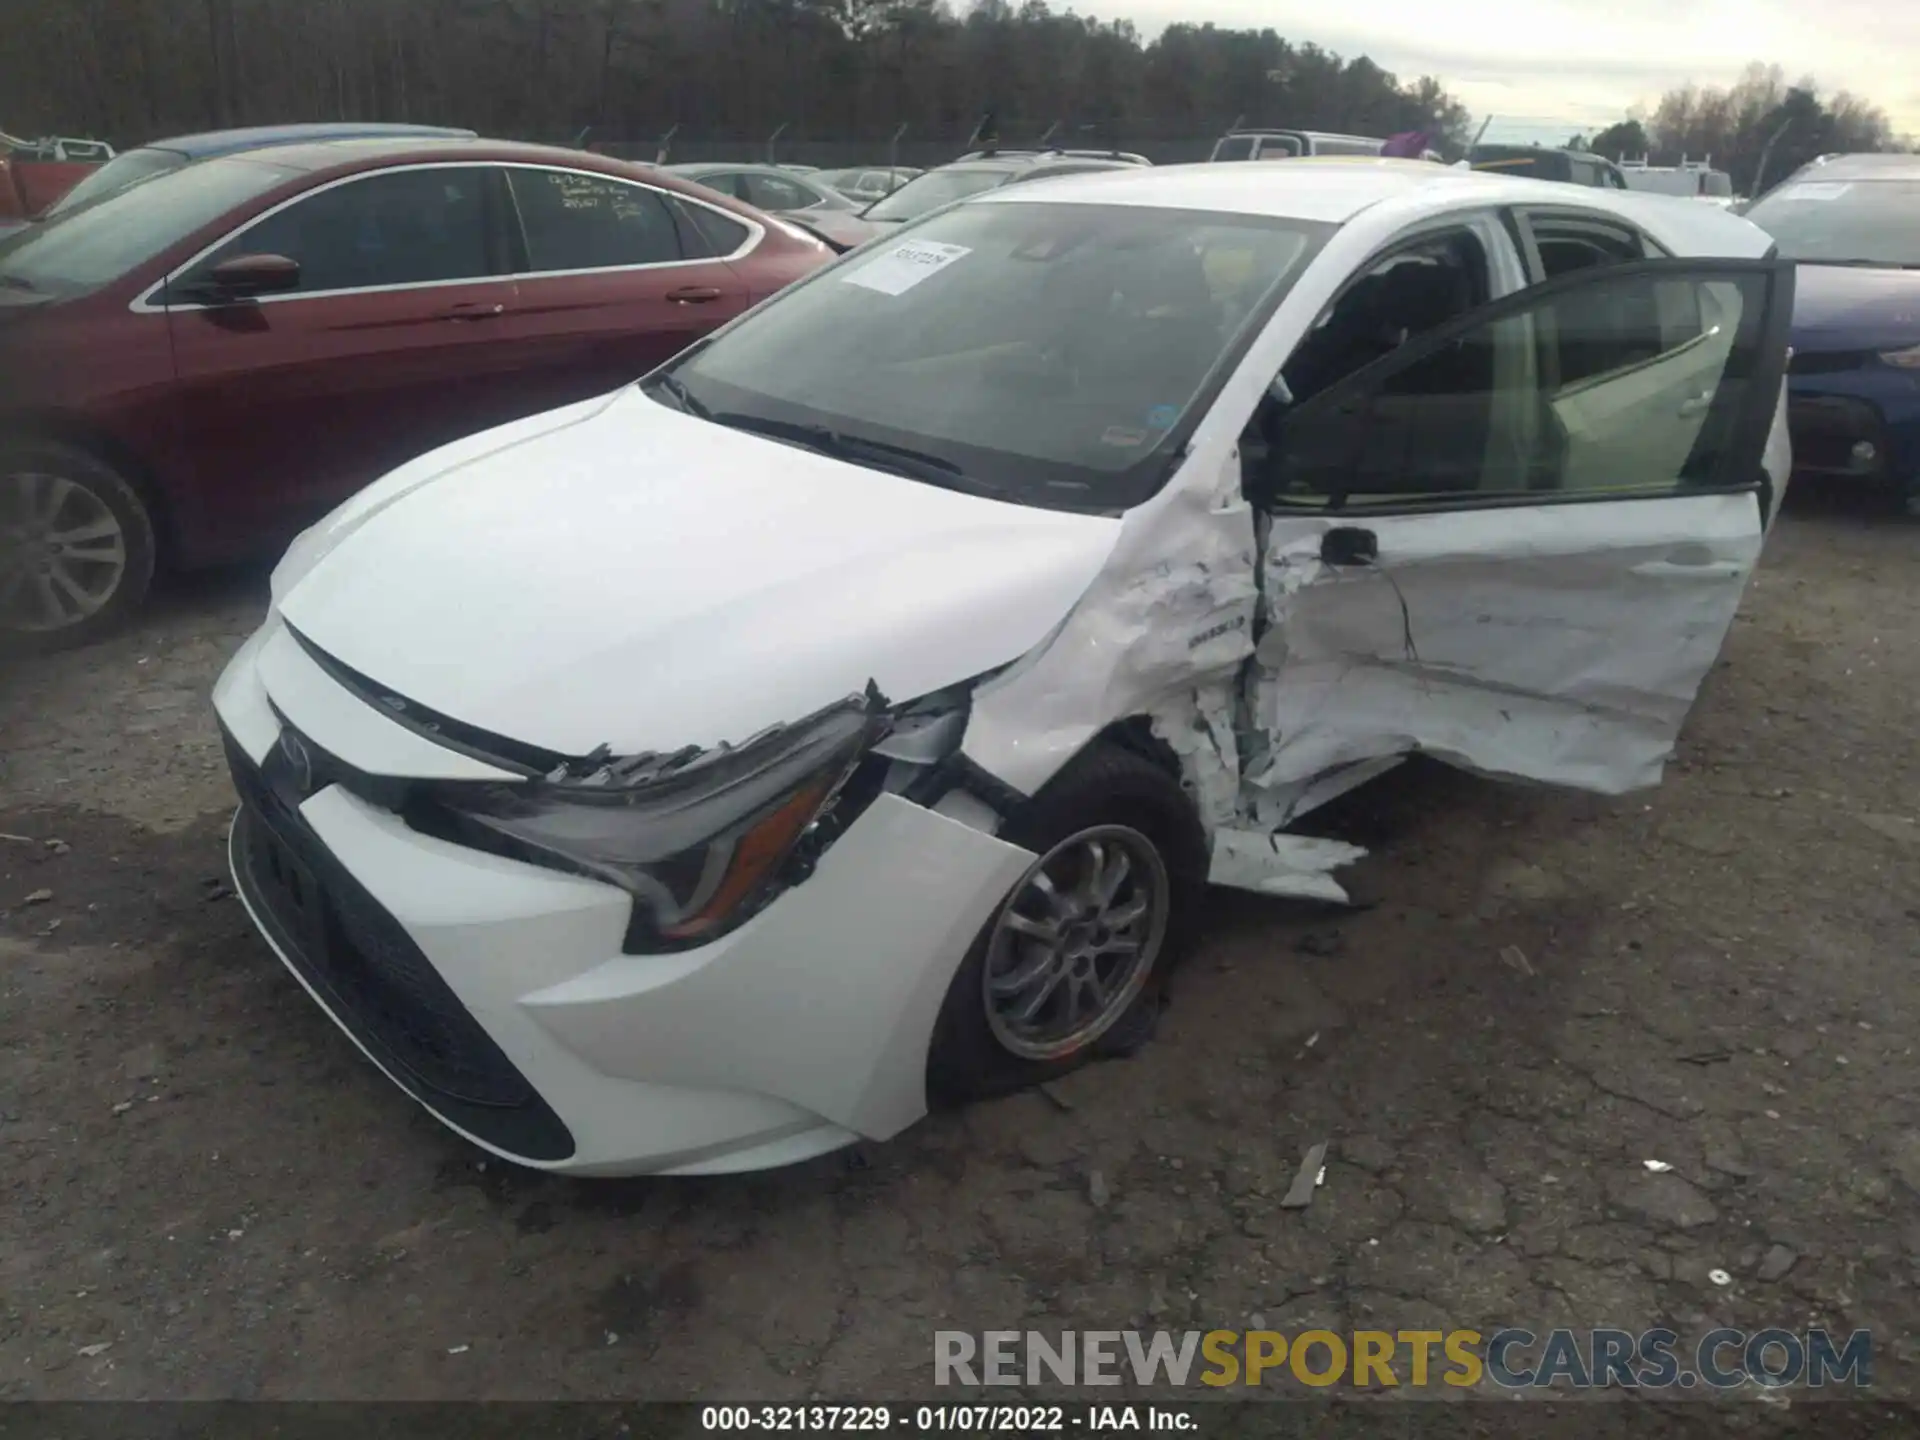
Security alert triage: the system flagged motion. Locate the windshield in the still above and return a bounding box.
[42,146,184,217]
[0,156,290,296]
[654,200,1334,512]
[1744,179,1920,267]
[863,167,1009,223]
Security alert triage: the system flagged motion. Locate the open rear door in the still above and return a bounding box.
[1239,256,1796,816]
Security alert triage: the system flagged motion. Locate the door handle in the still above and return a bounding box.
[1631,557,1746,581]
[1677,390,1713,418]
[1321,526,1379,567]
[666,286,724,305]
[441,301,505,321]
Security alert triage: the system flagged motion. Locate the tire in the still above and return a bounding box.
[0,439,156,654]
[926,741,1210,1107]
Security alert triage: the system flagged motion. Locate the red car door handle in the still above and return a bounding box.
[441,301,506,321]
[666,286,724,305]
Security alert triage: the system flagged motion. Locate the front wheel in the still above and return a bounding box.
[0,440,156,653]
[926,742,1209,1106]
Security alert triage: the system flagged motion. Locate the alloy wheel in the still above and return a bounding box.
[983,823,1170,1061]
[0,471,128,633]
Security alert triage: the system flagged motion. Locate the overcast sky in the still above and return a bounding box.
[1106,0,1920,140]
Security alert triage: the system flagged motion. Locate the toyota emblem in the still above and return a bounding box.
[279,730,314,794]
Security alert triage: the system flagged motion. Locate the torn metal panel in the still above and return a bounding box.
[1209,828,1367,903]
[1250,755,1407,831]
[963,447,1260,805]
[1147,681,1242,830]
[961,447,1378,899]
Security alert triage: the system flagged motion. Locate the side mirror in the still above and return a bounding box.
[183,252,301,304]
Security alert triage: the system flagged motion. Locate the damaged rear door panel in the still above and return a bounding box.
[1239,256,1797,816]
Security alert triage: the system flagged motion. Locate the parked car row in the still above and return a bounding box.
[0,135,833,645]
[8,115,1913,652]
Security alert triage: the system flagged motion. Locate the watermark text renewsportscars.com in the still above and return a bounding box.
[934,1328,1872,1390]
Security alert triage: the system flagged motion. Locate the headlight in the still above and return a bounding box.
[1880,345,1920,369]
[431,686,889,950]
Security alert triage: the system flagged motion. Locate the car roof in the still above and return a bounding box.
[938,153,1133,176]
[1787,152,1920,182]
[667,162,812,178]
[975,157,1771,253]
[140,123,478,159]
[193,135,651,175]
[1226,129,1379,144]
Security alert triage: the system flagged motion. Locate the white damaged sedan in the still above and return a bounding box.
[214,160,1795,1175]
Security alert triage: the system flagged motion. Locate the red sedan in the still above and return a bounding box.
[0,137,834,647]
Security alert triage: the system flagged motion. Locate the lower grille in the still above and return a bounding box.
[225,730,575,1162]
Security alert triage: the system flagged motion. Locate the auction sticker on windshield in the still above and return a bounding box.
[842,240,971,296]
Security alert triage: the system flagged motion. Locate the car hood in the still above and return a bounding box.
[277,387,1124,758]
[1791,262,1920,354]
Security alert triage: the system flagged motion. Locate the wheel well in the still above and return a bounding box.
[1094,715,1185,785]
[1,413,177,563]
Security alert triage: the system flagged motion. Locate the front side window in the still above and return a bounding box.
[508,168,683,271]
[1744,179,1920,267]
[862,167,1010,222]
[1258,263,1769,509]
[182,166,492,295]
[654,200,1333,512]
[1257,136,1306,159]
[0,156,291,297]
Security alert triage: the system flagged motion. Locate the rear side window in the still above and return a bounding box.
[673,198,751,258]
[1526,215,1648,279]
[742,172,819,211]
[507,168,683,271]
[185,166,493,294]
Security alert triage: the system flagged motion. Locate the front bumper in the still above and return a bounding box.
[1787,392,1890,481]
[1786,363,1920,493]
[214,618,1034,1176]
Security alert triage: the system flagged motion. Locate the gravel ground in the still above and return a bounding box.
[2,490,1917,1421]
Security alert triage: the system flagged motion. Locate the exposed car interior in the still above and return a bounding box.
[1242,230,1491,503]
[1245,219,1752,510]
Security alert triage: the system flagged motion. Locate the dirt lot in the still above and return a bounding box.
[3,492,1918,1416]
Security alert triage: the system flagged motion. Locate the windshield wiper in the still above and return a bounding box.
[1805,258,1920,270]
[708,413,1005,497]
[644,371,711,419]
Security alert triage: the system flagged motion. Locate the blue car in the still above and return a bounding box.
[1743,153,1920,515]
[6,121,476,232]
